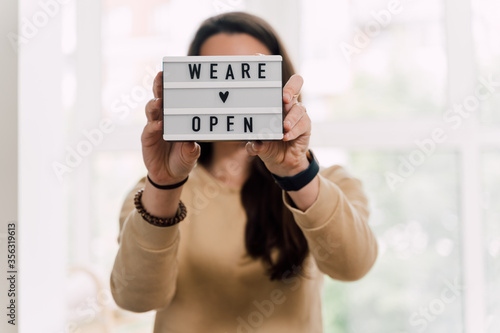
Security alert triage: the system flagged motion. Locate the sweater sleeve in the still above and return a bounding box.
[110,178,180,312]
[284,166,378,281]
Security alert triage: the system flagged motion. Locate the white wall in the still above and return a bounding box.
[245,0,302,68]
[18,0,66,331]
[0,1,18,330]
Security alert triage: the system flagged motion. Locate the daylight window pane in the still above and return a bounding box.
[316,150,462,333]
[482,150,500,332]
[89,151,146,268]
[472,0,500,125]
[301,0,447,122]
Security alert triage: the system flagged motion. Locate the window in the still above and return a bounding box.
[58,0,500,331]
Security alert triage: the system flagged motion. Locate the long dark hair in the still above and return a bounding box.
[188,12,308,280]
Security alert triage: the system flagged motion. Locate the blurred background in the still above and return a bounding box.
[1,0,499,332]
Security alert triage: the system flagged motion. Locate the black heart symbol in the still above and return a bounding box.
[219,91,229,103]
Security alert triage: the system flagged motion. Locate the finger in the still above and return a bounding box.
[181,142,201,162]
[283,103,306,132]
[245,140,270,157]
[141,119,163,145]
[176,142,201,169]
[283,74,304,104]
[283,113,311,141]
[245,141,260,156]
[145,98,163,122]
[153,72,163,99]
[284,94,299,113]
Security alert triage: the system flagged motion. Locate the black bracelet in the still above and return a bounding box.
[147,174,189,190]
[271,150,319,192]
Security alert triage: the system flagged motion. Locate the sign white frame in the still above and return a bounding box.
[163,55,283,141]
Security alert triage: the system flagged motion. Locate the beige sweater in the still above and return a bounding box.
[111,164,378,333]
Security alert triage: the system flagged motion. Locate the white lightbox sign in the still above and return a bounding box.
[163,55,283,141]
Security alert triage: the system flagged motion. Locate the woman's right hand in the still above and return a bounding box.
[141,72,201,185]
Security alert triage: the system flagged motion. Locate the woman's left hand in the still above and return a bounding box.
[246,74,311,177]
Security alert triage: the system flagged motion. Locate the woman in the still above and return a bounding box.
[111,12,377,333]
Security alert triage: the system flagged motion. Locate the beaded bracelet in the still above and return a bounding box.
[134,189,187,227]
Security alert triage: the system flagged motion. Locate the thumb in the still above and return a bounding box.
[246,140,274,160]
[245,140,268,156]
[245,141,259,156]
[180,142,201,165]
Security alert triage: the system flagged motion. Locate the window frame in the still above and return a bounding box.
[65,0,498,331]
